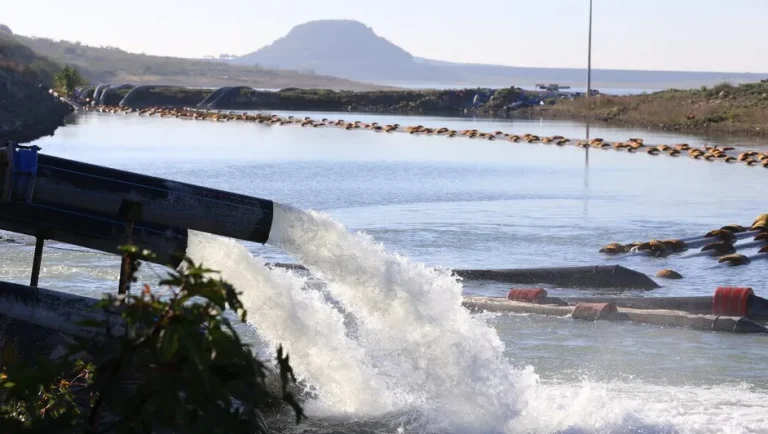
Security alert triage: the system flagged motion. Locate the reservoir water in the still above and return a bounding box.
[4,112,768,433]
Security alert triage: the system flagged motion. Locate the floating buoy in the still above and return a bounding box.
[721,224,746,233]
[704,229,737,243]
[661,239,687,252]
[712,287,753,316]
[599,243,626,254]
[717,254,751,266]
[655,269,683,279]
[507,288,547,303]
[701,241,737,255]
[572,302,618,321]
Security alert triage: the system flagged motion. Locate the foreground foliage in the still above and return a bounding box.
[0,246,303,433]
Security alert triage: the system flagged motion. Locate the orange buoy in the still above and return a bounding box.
[712,287,753,317]
[572,302,618,321]
[655,269,683,279]
[507,288,548,303]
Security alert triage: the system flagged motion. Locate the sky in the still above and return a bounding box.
[5,0,768,73]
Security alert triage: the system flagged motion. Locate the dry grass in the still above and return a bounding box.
[527,82,768,136]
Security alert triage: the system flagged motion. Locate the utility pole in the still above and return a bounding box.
[586,0,593,97]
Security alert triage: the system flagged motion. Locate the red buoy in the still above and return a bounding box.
[507,288,547,303]
[713,287,754,317]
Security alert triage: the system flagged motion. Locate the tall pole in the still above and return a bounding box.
[586,0,593,97]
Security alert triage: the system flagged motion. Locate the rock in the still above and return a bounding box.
[0,70,73,143]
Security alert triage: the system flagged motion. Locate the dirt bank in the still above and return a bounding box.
[522,81,768,137]
[104,85,545,115]
[0,70,73,143]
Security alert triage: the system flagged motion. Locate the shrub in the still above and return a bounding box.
[0,246,304,433]
[53,66,88,95]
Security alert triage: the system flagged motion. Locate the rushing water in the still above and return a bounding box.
[3,112,768,432]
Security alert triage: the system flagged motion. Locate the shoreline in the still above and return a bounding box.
[0,70,73,143]
[521,82,768,138]
[76,82,768,138]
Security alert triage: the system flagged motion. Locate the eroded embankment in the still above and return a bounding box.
[0,70,73,143]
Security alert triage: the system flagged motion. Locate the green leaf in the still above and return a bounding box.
[158,327,180,361]
[75,319,106,328]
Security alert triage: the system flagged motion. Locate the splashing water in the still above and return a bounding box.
[267,203,538,432]
[189,205,768,433]
[186,231,399,415]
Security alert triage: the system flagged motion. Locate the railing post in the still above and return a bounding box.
[30,236,44,288]
[117,201,142,295]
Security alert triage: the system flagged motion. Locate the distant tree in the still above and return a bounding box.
[0,24,11,35]
[53,66,88,95]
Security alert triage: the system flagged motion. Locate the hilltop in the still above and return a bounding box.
[234,20,767,89]
[235,20,458,83]
[8,30,383,90]
[0,27,60,86]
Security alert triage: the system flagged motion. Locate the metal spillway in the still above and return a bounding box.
[0,142,275,288]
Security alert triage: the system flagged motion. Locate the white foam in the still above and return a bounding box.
[186,230,398,415]
[188,205,768,433]
[268,203,535,431]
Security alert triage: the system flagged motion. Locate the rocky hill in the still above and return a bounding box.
[234,20,767,89]
[234,20,459,83]
[0,27,60,86]
[8,29,382,90]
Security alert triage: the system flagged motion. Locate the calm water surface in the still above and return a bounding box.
[3,112,768,432]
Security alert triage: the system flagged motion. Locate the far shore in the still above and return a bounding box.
[74,80,768,138]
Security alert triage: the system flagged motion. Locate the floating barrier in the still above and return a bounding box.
[463,286,768,334]
[600,216,768,272]
[78,105,768,171]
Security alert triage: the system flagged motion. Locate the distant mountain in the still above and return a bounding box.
[233,20,460,83]
[234,20,767,90]
[9,31,383,90]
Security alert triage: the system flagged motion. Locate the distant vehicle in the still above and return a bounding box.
[535,83,571,92]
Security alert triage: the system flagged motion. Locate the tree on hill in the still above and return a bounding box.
[53,65,88,95]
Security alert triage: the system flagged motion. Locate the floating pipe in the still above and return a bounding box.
[455,265,659,289]
[268,263,659,289]
[462,296,768,334]
[560,296,714,315]
[560,288,768,320]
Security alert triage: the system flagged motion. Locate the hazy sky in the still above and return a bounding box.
[5,0,768,73]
